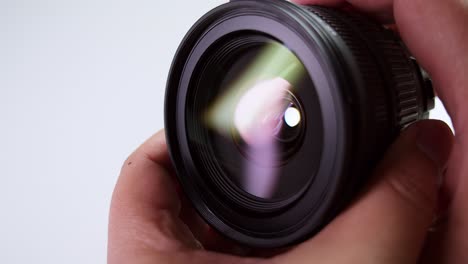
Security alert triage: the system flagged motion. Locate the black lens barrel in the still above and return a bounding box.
[164,0,434,248]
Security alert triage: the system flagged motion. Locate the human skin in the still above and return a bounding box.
[108,0,468,263]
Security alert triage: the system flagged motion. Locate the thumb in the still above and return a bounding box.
[275,120,454,264]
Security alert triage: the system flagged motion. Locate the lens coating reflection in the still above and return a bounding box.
[189,36,316,202]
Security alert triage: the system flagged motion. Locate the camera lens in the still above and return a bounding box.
[165,0,434,248]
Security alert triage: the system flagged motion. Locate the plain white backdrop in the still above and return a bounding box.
[0,0,452,263]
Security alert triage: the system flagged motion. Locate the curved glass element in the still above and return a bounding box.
[199,40,311,200]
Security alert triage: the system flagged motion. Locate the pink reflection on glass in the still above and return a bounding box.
[234,77,292,198]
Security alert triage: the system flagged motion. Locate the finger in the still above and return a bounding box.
[393,0,468,132]
[394,2,468,261]
[108,130,202,264]
[136,250,262,264]
[274,120,454,264]
[293,0,394,22]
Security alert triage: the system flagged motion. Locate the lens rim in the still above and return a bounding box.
[165,0,352,248]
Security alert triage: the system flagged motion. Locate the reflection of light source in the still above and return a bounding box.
[234,77,291,145]
[284,106,301,127]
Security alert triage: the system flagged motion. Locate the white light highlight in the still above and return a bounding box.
[284,107,301,127]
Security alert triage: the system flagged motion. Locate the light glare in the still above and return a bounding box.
[284,107,301,127]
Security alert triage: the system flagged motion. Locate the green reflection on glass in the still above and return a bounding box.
[205,42,307,136]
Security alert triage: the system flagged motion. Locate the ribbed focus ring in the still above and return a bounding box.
[304,6,423,129]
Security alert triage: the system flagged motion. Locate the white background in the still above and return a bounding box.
[0,1,452,263]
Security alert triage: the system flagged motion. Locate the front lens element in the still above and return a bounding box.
[187,35,317,203]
